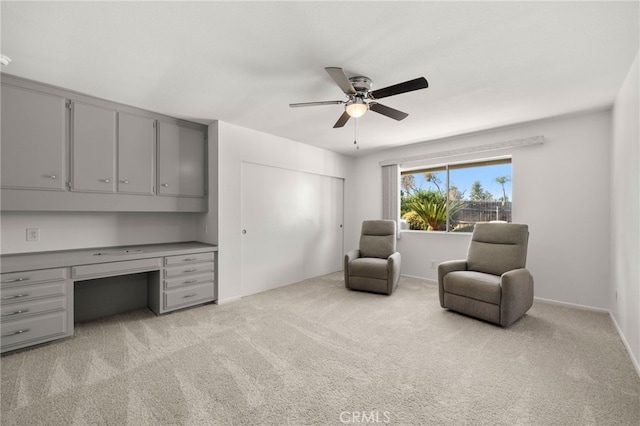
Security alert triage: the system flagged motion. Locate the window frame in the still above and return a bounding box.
[400,156,512,233]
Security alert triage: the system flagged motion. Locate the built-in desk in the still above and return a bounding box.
[0,241,217,353]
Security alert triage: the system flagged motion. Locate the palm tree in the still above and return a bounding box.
[495,176,511,204]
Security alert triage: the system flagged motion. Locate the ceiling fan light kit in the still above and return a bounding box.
[345,97,367,118]
[289,67,428,132]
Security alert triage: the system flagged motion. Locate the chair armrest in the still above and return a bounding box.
[345,249,360,264]
[437,260,467,307]
[500,268,534,327]
[343,250,361,289]
[387,252,402,294]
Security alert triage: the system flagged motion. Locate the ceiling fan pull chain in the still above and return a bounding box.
[354,118,359,150]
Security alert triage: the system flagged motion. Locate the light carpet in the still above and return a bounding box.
[1,273,639,425]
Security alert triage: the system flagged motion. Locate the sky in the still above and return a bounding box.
[409,163,512,201]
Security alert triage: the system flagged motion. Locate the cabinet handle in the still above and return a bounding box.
[161,183,170,187]
[182,258,197,262]
[46,175,57,179]
[2,277,30,284]
[182,293,197,299]
[2,329,30,337]
[183,279,198,285]
[100,179,111,183]
[2,309,29,317]
[1,293,29,300]
[183,269,198,273]
[120,180,129,184]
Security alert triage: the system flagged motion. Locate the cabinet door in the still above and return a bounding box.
[71,102,116,193]
[157,121,206,197]
[118,112,155,195]
[1,84,66,191]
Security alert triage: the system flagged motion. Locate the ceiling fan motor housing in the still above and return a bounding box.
[349,76,372,93]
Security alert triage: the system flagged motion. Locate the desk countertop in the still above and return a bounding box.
[0,241,218,274]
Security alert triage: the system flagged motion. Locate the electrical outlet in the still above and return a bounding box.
[431,259,436,269]
[26,228,40,242]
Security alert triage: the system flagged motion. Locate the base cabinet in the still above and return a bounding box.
[149,251,216,315]
[1,243,217,353]
[0,268,73,353]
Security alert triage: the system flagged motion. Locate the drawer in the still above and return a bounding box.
[1,296,66,321]
[72,258,162,280]
[164,282,214,311]
[1,268,68,287]
[1,281,67,304]
[164,262,214,278]
[164,252,215,266]
[164,272,215,290]
[1,311,68,351]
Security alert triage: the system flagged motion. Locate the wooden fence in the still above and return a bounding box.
[454,200,512,223]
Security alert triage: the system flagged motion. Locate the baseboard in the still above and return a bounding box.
[533,296,609,313]
[609,312,640,378]
[215,295,242,305]
[401,273,438,284]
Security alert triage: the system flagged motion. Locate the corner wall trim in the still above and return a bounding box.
[380,135,545,167]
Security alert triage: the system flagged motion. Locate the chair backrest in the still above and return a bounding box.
[467,223,529,276]
[359,220,396,259]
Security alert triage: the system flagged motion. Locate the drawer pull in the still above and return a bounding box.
[2,309,30,317]
[183,293,198,299]
[2,293,29,300]
[183,269,198,273]
[120,180,129,184]
[183,279,198,284]
[2,277,30,284]
[182,258,198,262]
[2,329,30,337]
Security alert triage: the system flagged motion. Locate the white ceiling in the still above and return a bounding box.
[1,1,638,156]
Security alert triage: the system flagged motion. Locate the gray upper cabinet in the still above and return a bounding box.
[1,84,66,191]
[1,75,208,212]
[117,112,155,195]
[157,121,206,198]
[71,101,116,193]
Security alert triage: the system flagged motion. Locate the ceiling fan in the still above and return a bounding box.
[289,67,428,128]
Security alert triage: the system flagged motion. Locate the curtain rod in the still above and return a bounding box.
[379,135,544,167]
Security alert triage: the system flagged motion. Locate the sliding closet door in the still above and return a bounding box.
[241,162,343,297]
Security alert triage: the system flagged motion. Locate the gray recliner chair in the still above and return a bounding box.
[438,223,533,327]
[344,220,401,295]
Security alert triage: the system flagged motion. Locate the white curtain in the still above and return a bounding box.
[381,164,400,237]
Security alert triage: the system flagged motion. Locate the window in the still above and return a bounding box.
[400,158,512,232]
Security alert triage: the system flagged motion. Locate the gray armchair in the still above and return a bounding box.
[344,220,401,295]
[438,223,533,327]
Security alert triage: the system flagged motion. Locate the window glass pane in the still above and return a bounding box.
[400,159,512,232]
[400,167,447,231]
[448,162,511,232]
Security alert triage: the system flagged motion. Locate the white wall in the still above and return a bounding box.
[0,211,201,253]
[611,51,639,371]
[212,121,355,303]
[351,109,612,310]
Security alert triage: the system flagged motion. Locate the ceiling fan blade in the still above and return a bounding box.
[325,67,356,95]
[369,103,409,121]
[289,100,343,108]
[333,111,351,128]
[370,77,428,99]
